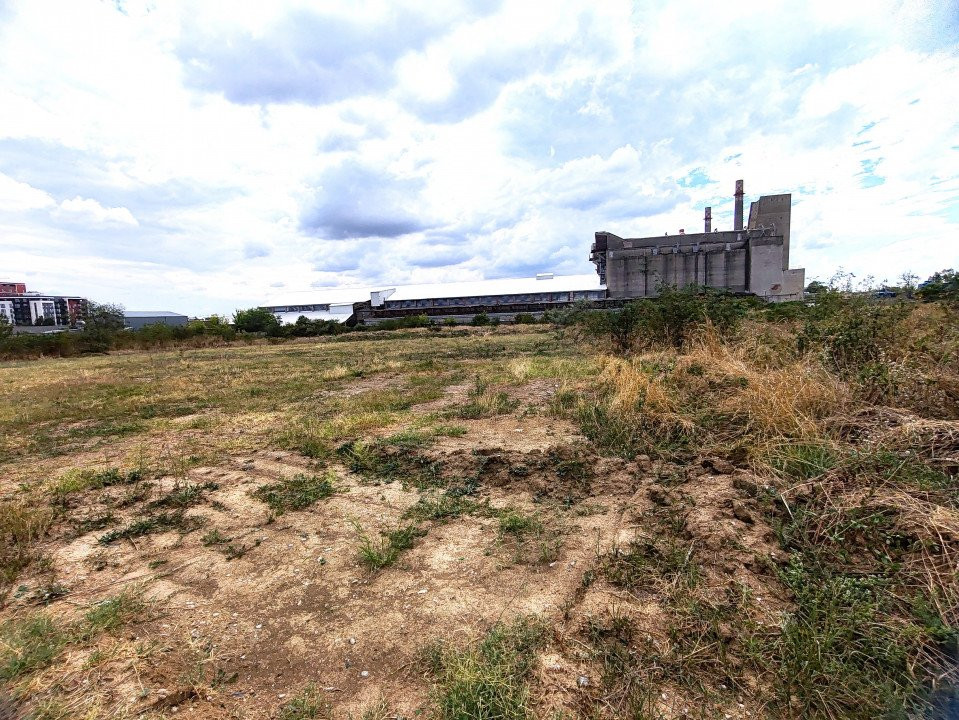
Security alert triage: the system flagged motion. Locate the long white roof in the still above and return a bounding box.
[265,273,604,307]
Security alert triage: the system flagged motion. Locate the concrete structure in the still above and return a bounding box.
[0,282,87,327]
[590,180,804,302]
[261,274,607,326]
[123,311,189,330]
[358,273,606,324]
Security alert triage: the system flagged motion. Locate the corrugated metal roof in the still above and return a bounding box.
[265,274,605,307]
[384,273,603,301]
[124,311,188,318]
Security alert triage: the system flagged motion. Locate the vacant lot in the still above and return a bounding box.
[1,309,957,719]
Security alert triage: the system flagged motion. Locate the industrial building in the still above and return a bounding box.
[590,180,804,302]
[0,282,87,328]
[261,273,607,326]
[262,178,802,325]
[123,311,190,330]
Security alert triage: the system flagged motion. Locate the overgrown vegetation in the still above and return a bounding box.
[556,281,959,717]
[2,274,958,718]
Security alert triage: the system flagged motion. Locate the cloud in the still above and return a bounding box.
[243,242,271,259]
[0,173,54,211]
[178,3,499,106]
[300,162,434,240]
[54,196,138,228]
[0,0,956,316]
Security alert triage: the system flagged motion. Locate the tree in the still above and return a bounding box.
[233,307,281,334]
[916,269,959,304]
[0,313,12,339]
[84,302,125,331]
[805,280,828,295]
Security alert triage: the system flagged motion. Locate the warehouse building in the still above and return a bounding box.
[123,311,190,330]
[261,273,606,326]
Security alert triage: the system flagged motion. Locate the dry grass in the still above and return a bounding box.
[580,324,846,464]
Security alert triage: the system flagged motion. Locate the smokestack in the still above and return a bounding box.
[704,207,712,233]
[734,179,744,231]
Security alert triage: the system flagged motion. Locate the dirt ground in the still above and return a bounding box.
[2,353,786,719]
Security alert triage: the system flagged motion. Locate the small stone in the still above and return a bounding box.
[702,457,735,475]
[417,588,427,594]
[349,637,356,645]
[360,670,369,678]
[255,624,262,629]
[577,675,589,688]
[732,501,754,524]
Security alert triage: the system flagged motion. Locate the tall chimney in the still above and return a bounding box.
[704,207,712,233]
[734,179,744,231]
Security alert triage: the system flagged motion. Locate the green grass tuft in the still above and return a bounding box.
[250,471,336,514]
[356,523,426,572]
[427,616,546,720]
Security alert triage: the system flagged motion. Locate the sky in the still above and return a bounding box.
[0,0,957,316]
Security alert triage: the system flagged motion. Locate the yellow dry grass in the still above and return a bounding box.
[592,324,847,460]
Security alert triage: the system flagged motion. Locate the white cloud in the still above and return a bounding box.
[0,0,955,315]
[0,174,54,211]
[55,197,139,228]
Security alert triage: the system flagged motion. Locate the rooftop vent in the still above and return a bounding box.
[535,273,554,281]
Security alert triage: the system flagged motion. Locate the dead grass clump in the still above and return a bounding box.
[0,502,53,592]
[574,329,846,462]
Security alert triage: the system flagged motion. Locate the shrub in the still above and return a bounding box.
[369,314,432,331]
[513,313,537,324]
[233,307,281,334]
[471,313,492,326]
[572,286,752,351]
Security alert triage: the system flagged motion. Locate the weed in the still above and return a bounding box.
[250,471,336,514]
[766,441,838,481]
[403,494,488,523]
[0,614,68,681]
[70,512,117,536]
[201,529,229,546]
[98,511,201,544]
[433,424,468,437]
[452,376,519,419]
[147,480,218,510]
[279,685,331,719]
[602,537,699,591]
[356,523,426,572]
[339,440,442,487]
[427,615,546,720]
[0,589,146,681]
[499,511,543,536]
[81,590,146,639]
[0,501,53,589]
[222,540,260,560]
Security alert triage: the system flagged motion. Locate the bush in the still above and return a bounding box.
[917,269,959,304]
[798,290,908,396]
[233,307,281,334]
[573,286,752,351]
[373,314,431,331]
[471,313,492,326]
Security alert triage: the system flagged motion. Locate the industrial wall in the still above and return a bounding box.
[592,181,804,302]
